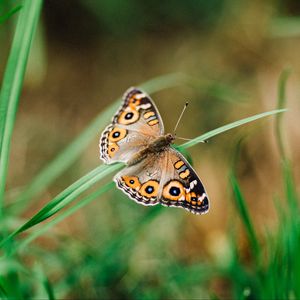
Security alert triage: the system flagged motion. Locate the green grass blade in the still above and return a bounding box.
[0,4,22,24]
[12,72,187,211]
[274,70,298,212]
[229,172,260,263]
[35,265,56,300]
[0,0,43,214]
[17,182,115,253]
[18,186,160,257]
[275,68,290,160]
[177,109,287,150]
[0,107,286,251]
[43,277,55,300]
[0,284,7,298]
[0,163,122,247]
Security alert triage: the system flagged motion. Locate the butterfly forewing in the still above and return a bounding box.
[99,87,164,164]
[114,87,164,135]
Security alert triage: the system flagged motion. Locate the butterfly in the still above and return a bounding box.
[99,87,209,214]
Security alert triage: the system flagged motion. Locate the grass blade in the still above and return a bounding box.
[0,163,122,247]
[17,181,115,253]
[229,173,260,262]
[178,109,287,150]
[43,277,55,300]
[0,0,43,215]
[274,70,298,213]
[275,68,290,160]
[0,107,286,251]
[33,264,56,300]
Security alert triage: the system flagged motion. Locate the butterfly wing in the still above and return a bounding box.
[114,152,165,206]
[100,87,164,164]
[159,147,209,215]
[114,147,209,215]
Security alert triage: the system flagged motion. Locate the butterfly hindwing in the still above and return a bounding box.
[114,152,165,206]
[159,148,209,215]
[99,87,164,164]
[114,147,209,215]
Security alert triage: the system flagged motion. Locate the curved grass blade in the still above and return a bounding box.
[0,107,286,251]
[32,264,56,300]
[17,181,115,253]
[0,0,43,215]
[229,172,260,263]
[275,68,290,160]
[0,163,122,248]
[177,109,287,150]
[274,69,298,214]
[43,276,55,300]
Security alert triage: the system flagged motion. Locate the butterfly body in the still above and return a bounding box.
[99,87,209,215]
[127,133,175,166]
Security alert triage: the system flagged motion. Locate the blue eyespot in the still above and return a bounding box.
[125,112,133,120]
[169,186,180,196]
[145,186,154,194]
[112,131,120,138]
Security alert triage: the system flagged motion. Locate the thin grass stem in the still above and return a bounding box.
[0,0,43,216]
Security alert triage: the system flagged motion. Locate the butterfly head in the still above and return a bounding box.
[165,133,176,144]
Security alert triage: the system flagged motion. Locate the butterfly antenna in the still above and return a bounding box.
[173,102,189,134]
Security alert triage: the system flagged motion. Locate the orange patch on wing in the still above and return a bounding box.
[163,180,185,201]
[186,192,197,203]
[140,180,159,198]
[118,109,139,125]
[174,160,184,169]
[179,169,190,179]
[148,119,159,126]
[108,143,119,158]
[129,96,141,107]
[108,127,127,142]
[122,176,141,190]
[144,111,155,119]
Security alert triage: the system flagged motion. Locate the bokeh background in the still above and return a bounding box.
[1,0,300,299]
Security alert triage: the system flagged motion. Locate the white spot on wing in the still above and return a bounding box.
[189,180,197,189]
[135,93,146,99]
[138,103,151,110]
[199,193,206,201]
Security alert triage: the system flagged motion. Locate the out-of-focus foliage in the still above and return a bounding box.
[1,0,300,299]
[85,0,224,33]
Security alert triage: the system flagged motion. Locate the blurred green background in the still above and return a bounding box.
[0,0,300,299]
